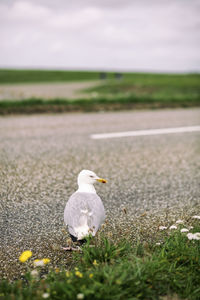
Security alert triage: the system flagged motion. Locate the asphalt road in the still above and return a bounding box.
[0,108,200,278]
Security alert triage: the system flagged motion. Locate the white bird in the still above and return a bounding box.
[64,170,106,246]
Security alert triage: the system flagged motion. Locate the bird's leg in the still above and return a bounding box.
[62,246,72,251]
[62,238,82,251]
[62,246,82,252]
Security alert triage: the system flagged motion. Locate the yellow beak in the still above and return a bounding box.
[96,178,107,183]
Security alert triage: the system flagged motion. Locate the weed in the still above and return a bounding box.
[1,222,200,300]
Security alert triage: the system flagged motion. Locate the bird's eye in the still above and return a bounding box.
[90,175,94,178]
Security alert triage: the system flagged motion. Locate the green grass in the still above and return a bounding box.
[1,224,200,300]
[0,69,199,113]
[0,69,114,84]
[0,94,199,114]
[0,69,199,85]
[85,73,200,106]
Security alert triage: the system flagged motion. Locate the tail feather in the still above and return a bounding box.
[74,224,91,240]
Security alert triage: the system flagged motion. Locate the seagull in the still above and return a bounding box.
[63,170,106,249]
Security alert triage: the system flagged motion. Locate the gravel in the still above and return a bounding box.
[0,108,200,279]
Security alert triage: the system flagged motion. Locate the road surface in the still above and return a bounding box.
[0,108,199,278]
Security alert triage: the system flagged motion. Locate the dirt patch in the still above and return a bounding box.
[0,81,101,100]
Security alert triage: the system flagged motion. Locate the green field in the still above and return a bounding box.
[1,221,200,300]
[0,69,113,84]
[85,73,200,104]
[0,69,199,85]
[0,69,199,114]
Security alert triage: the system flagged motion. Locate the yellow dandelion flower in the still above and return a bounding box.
[55,268,60,273]
[19,250,32,263]
[42,258,50,265]
[93,260,98,266]
[89,273,94,279]
[75,271,83,278]
[66,271,70,277]
[116,279,121,285]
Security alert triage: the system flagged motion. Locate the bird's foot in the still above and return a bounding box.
[62,246,82,252]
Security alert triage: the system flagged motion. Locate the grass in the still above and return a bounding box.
[84,73,200,107]
[0,69,199,85]
[0,94,199,114]
[0,69,114,84]
[0,70,199,114]
[1,222,200,300]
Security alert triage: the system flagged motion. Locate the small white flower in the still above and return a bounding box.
[30,270,39,277]
[159,226,167,230]
[189,226,194,229]
[77,293,84,300]
[194,233,200,240]
[187,233,194,240]
[156,242,161,245]
[34,260,45,267]
[169,225,177,230]
[187,232,200,240]
[176,220,184,224]
[192,215,200,220]
[180,228,189,233]
[42,293,50,299]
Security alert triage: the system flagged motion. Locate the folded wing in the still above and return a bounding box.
[64,192,105,240]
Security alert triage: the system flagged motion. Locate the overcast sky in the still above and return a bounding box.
[0,0,200,72]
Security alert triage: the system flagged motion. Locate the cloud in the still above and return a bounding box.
[12,1,50,20]
[49,7,102,30]
[0,0,199,72]
[0,1,50,22]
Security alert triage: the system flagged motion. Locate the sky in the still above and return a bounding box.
[0,0,200,72]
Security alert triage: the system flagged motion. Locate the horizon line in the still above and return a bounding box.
[0,66,199,74]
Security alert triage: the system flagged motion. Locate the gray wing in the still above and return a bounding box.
[64,192,105,237]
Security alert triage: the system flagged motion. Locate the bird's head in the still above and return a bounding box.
[77,170,107,186]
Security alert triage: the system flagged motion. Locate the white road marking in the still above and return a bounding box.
[90,125,200,140]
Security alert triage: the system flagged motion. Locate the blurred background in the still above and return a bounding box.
[0,0,200,111]
[0,0,200,72]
